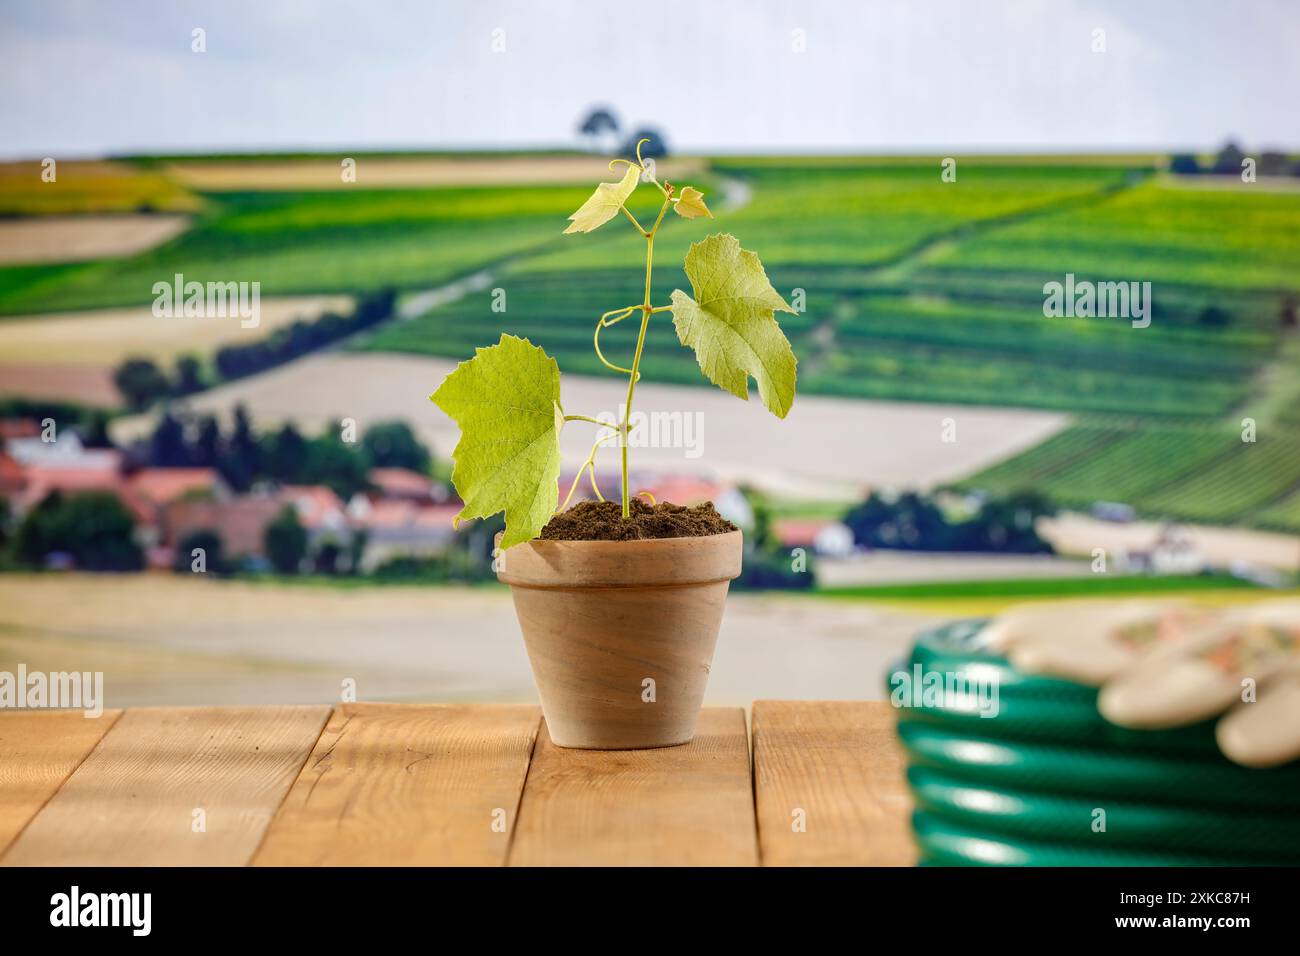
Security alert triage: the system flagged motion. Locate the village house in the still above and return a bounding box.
[772,517,856,557]
[347,497,462,572]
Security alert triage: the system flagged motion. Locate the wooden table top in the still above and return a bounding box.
[0,701,914,867]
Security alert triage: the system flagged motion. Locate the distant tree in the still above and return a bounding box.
[731,491,814,591]
[353,288,397,327]
[192,415,222,468]
[264,505,307,574]
[579,107,620,151]
[79,411,114,449]
[624,127,669,159]
[1169,153,1199,175]
[1258,151,1289,177]
[15,490,143,570]
[114,357,170,411]
[175,528,225,574]
[213,290,397,384]
[0,495,10,550]
[749,494,775,550]
[302,427,371,499]
[223,404,260,491]
[173,354,204,396]
[1198,305,1232,327]
[313,539,343,575]
[263,422,307,483]
[844,491,952,550]
[1212,140,1246,175]
[958,491,1055,553]
[361,421,432,472]
[149,411,192,467]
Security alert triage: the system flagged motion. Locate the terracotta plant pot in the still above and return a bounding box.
[497,530,743,749]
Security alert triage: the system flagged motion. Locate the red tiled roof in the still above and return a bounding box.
[355,500,461,532]
[360,499,417,529]
[772,518,835,548]
[0,419,40,441]
[18,467,124,497]
[15,468,156,526]
[129,468,221,505]
[279,485,345,529]
[369,467,436,498]
[412,504,462,529]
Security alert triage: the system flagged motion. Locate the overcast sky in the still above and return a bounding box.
[2,0,1297,160]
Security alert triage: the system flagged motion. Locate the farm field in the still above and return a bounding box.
[109,351,1070,500]
[0,215,190,265]
[2,573,1288,708]
[955,422,1300,533]
[0,294,350,366]
[366,160,1291,419]
[921,177,1300,292]
[0,180,598,315]
[3,151,1299,531]
[0,160,200,215]
[161,153,707,190]
[0,573,941,707]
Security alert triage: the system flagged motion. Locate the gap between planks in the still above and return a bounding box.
[2,706,331,866]
[752,700,915,866]
[508,707,759,866]
[0,709,123,858]
[2,702,914,866]
[253,702,541,866]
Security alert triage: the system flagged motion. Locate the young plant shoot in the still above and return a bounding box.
[430,141,797,547]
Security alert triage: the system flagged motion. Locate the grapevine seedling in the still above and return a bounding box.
[430,141,797,547]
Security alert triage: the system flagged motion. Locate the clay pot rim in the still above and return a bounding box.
[496,528,743,589]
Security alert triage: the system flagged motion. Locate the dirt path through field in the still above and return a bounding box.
[0,215,190,264]
[0,295,353,367]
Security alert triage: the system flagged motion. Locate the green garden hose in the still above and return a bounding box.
[908,765,1300,859]
[912,811,1270,868]
[898,720,1300,810]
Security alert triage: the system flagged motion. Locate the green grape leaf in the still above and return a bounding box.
[670,233,797,418]
[673,186,713,220]
[429,333,564,548]
[563,164,640,234]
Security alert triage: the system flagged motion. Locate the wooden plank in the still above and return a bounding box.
[508,707,757,866]
[752,700,914,866]
[1,706,329,866]
[0,710,122,855]
[253,703,540,866]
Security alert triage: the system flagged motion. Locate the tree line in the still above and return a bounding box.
[113,288,398,411]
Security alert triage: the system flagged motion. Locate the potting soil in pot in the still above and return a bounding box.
[539,499,737,540]
[888,618,1300,866]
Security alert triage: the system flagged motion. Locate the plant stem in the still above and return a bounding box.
[558,429,618,513]
[620,194,672,517]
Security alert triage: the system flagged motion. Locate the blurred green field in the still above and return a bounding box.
[0,184,591,314]
[953,422,1300,532]
[4,152,1300,531]
[0,160,201,216]
[923,177,1300,292]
